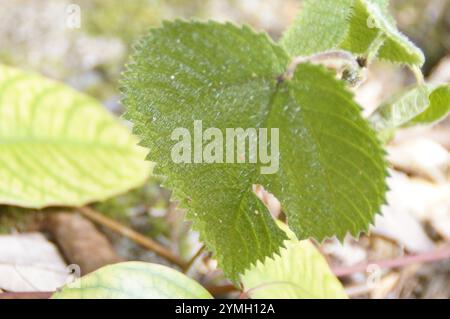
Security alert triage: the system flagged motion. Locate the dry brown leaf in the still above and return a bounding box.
[44,213,122,275]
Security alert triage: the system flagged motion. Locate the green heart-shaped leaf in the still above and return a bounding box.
[122,21,387,282]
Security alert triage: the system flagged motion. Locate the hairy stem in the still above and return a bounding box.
[411,65,425,86]
[281,50,362,85]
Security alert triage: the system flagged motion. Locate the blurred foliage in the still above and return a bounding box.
[164,0,211,18]
[79,0,162,48]
[94,180,172,238]
[80,0,212,45]
[70,0,161,105]
[0,207,35,234]
[391,0,450,73]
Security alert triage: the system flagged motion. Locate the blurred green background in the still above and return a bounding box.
[1,0,448,106]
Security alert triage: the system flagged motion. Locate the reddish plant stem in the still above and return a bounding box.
[332,245,450,277]
[0,292,53,299]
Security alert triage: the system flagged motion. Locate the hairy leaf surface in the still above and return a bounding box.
[410,85,450,124]
[281,0,424,66]
[280,0,353,56]
[123,21,387,282]
[52,262,212,299]
[0,65,150,208]
[370,84,450,136]
[363,0,424,66]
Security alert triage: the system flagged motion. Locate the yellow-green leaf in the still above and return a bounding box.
[369,84,450,138]
[410,85,450,125]
[280,0,354,56]
[241,224,347,299]
[364,0,425,66]
[52,262,213,299]
[0,65,150,208]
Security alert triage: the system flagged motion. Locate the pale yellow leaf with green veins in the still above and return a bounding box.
[52,262,213,299]
[241,224,347,299]
[0,65,151,208]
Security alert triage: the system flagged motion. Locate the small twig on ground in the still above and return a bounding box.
[183,245,206,273]
[78,206,187,269]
